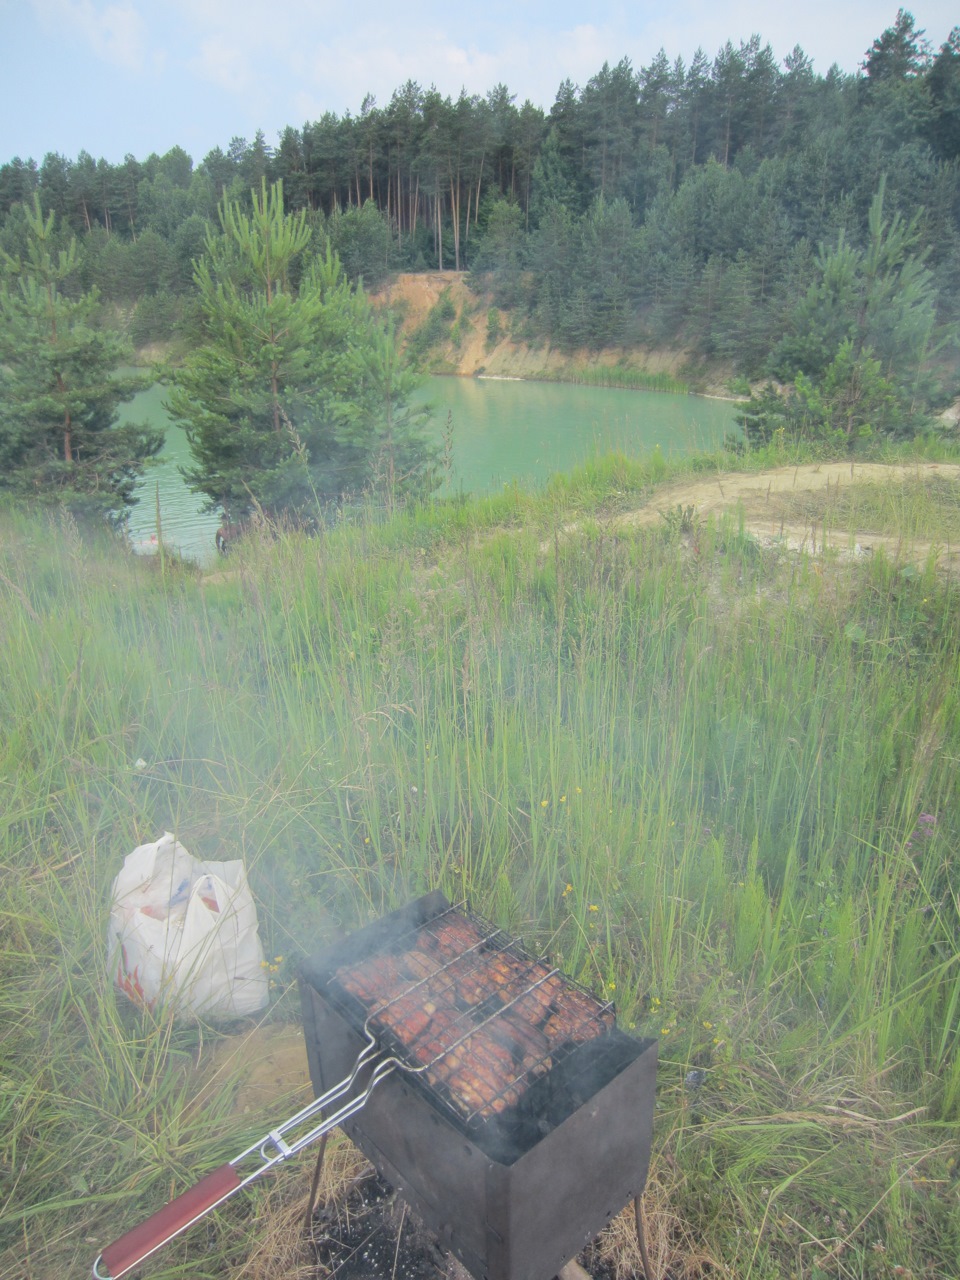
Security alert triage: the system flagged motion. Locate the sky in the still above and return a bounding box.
[2,1,958,166]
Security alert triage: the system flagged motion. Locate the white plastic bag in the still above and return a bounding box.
[107,832,269,1019]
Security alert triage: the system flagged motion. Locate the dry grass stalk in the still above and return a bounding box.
[593,1161,722,1279]
[236,1132,371,1280]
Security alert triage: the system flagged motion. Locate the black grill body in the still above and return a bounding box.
[299,892,657,1280]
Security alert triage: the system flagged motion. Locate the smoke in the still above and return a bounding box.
[299,891,656,1166]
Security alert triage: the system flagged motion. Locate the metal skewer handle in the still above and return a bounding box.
[92,1032,388,1280]
[92,918,569,1278]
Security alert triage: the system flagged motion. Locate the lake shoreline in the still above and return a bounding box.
[374,271,739,397]
[133,271,742,400]
[121,375,738,565]
[133,348,741,403]
[463,369,743,402]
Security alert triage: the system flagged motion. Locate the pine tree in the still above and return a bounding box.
[927,28,960,161]
[773,180,937,385]
[863,9,930,82]
[769,180,939,440]
[470,198,525,306]
[0,195,162,523]
[168,179,436,520]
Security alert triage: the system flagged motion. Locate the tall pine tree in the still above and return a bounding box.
[169,179,437,520]
[0,195,161,523]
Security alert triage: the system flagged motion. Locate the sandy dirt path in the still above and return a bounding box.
[589,460,960,570]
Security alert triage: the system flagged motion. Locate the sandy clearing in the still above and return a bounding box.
[198,462,960,583]
[206,1022,312,1117]
[557,460,960,571]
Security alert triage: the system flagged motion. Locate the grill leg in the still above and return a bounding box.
[303,1129,330,1233]
[634,1194,654,1280]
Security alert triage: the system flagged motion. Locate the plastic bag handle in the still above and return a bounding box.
[95,1162,241,1278]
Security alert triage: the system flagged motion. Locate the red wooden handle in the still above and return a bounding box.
[99,1162,242,1278]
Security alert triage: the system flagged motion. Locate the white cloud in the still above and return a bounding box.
[97,3,145,68]
[289,20,623,118]
[19,0,959,166]
[32,0,147,71]
[191,37,252,92]
[170,0,331,57]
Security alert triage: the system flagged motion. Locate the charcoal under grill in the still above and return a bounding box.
[299,891,658,1280]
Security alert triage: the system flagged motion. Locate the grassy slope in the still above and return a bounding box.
[2,449,960,1280]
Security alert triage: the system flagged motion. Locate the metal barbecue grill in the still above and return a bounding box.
[324,899,617,1131]
[93,892,657,1280]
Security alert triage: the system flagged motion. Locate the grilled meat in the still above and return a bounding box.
[333,909,613,1121]
[338,952,409,1006]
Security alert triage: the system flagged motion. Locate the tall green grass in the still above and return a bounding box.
[539,366,689,394]
[2,461,959,1278]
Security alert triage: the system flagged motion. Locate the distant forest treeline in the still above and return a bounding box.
[2,10,959,387]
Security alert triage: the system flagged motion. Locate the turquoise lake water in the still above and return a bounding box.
[122,377,738,564]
